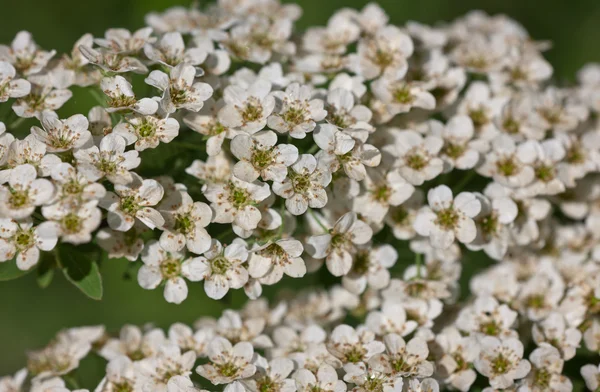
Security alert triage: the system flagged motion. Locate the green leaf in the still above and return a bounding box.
[0,260,33,281]
[58,245,103,300]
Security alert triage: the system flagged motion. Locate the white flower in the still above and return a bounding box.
[466,185,518,260]
[581,363,600,392]
[272,154,332,216]
[342,245,398,295]
[342,361,402,392]
[366,302,419,337]
[293,364,346,392]
[146,63,213,114]
[456,81,506,140]
[430,115,481,171]
[144,31,208,68]
[0,31,55,76]
[30,110,91,153]
[196,336,256,384]
[218,79,275,134]
[184,99,235,157]
[474,336,531,389]
[532,312,582,361]
[243,357,295,392]
[96,224,146,262]
[353,169,415,223]
[95,27,155,54]
[137,240,206,304]
[435,327,478,392]
[192,239,249,300]
[44,162,106,208]
[518,139,566,197]
[386,130,444,186]
[248,238,306,285]
[520,344,572,392]
[0,218,57,270]
[0,164,54,219]
[350,26,413,80]
[456,295,518,338]
[98,325,166,361]
[0,61,30,101]
[368,333,433,378]
[326,324,385,364]
[325,87,373,131]
[140,343,196,391]
[0,369,27,392]
[12,82,72,119]
[79,45,148,74]
[114,115,179,151]
[42,201,102,244]
[74,133,141,184]
[159,191,212,254]
[414,185,481,249]
[306,212,373,277]
[267,82,327,139]
[315,125,381,181]
[231,130,299,182]
[95,356,142,392]
[100,173,165,231]
[101,75,158,115]
[204,176,270,231]
[477,135,536,188]
[371,77,435,122]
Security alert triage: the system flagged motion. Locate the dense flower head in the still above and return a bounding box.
[1,1,600,391]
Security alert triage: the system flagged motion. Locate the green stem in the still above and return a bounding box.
[88,88,107,107]
[8,117,25,131]
[277,203,286,238]
[415,252,423,278]
[307,143,320,155]
[308,208,329,233]
[215,227,233,242]
[452,170,476,193]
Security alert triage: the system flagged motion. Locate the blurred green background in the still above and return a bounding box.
[1,0,600,378]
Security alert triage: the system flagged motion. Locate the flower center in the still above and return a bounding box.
[107,95,137,109]
[405,152,428,170]
[228,184,251,209]
[490,353,512,375]
[442,142,465,159]
[351,250,371,275]
[469,108,488,128]
[496,157,519,177]
[392,85,414,104]
[211,256,230,275]
[283,105,307,125]
[216,361,239,377]
[435,207,459,230]
[160,258,182,280]
[241,98,263,123]
[9,189,29,209]
[371,185,390,203]
[291,172,311,194]
[61,213,82,234]
[14,229,34,251]
[252,148,273,170]
[137,118,156,138]
[174,213,193,234]
[503,117,520,134]
[120,195,140,215]
[534,164,555,182]
[344,345,367,363]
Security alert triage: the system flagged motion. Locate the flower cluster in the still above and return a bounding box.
[1,0,600,390]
